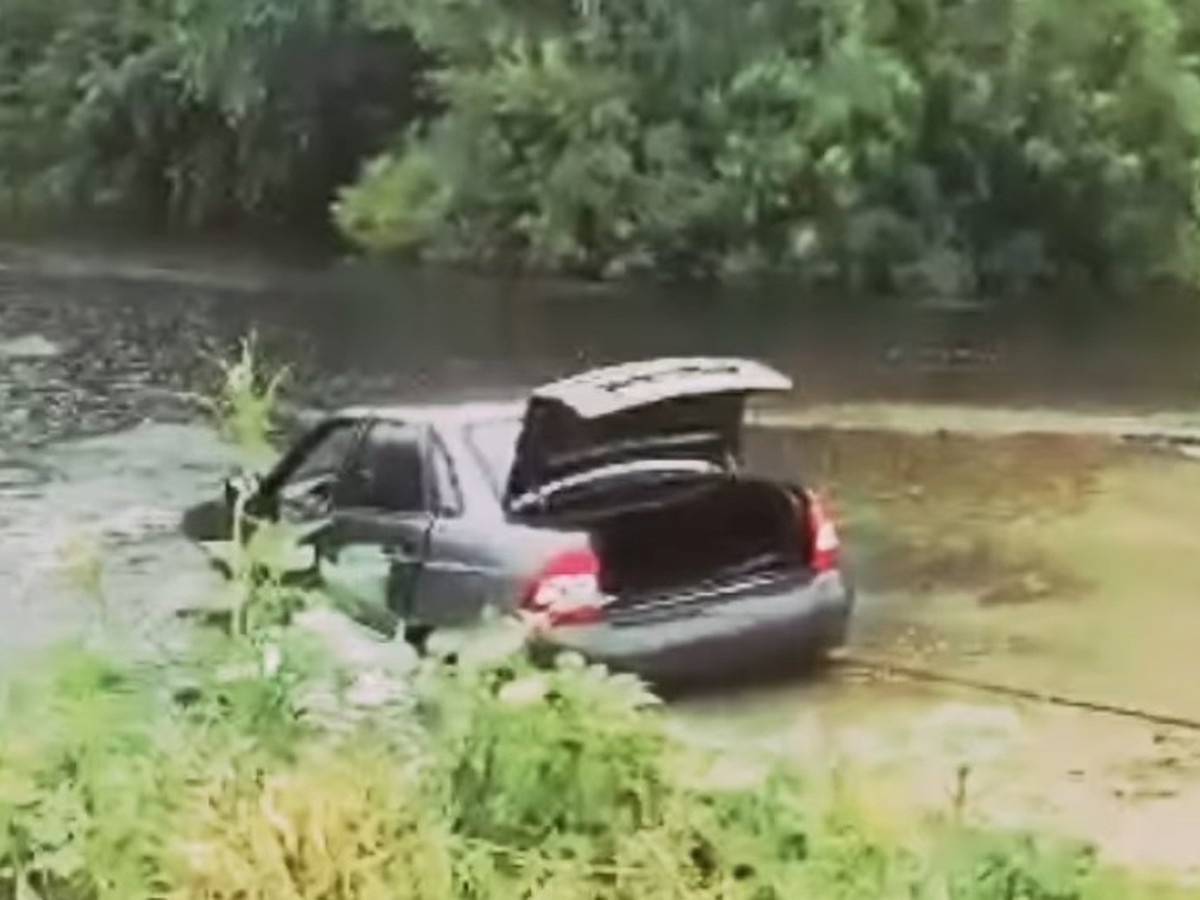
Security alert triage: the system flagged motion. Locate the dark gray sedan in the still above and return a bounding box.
[183,357,854,683]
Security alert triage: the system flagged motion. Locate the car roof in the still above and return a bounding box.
[333,400,524,427]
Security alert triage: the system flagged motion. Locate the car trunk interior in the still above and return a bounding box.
[590,478,807,599]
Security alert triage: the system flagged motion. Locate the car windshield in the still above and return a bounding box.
[463,417,522,495]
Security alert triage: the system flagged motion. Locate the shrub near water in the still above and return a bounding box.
[5,0,1200,291]
[167,742,453,900]
[208,333,287,467]
[344,0,1200,291]
[0,630,1182,898]
[426,650,1136,900]
[0,0,430,231]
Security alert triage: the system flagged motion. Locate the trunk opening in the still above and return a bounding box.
[591,478,808,600]
[503,357,793,517]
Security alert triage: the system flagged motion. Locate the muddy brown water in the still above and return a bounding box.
[4,244,1200,873]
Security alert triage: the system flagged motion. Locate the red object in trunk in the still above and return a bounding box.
[521,549,606,627]
[802,490,840,572]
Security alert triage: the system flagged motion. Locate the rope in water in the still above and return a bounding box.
[830,650,1200,733]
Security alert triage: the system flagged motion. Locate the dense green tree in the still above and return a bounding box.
[3,0,1200,292]
[339,0,1200,293]
[0,0,431,232]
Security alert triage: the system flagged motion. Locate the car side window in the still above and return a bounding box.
[347,422,429,514]
[282,422,360,490]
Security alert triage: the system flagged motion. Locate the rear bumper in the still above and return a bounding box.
[527,570,853,684]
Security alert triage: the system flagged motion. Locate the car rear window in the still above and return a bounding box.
[463,418,522,495]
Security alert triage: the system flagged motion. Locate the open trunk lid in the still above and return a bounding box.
[503,357,792,522]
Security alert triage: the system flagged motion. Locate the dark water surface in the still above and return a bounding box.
[1,243,1199,655]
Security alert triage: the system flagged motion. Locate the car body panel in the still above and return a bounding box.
[181,357,851,681]
[527,571,852,684]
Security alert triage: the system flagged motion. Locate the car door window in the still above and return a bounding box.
[284,423,360,490]
[271,423,362,523]
[350,422,429,514]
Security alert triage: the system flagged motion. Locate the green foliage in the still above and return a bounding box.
[334,144,453,256]
[166,740,453,900]
[6,0,1200,291]
[0,627,1157,899]
[208,332,287,465]
[197,332,326,640]
[340,0,1200,293]
[201,515,320,637]
[934,828,1101,899]
[7,0,1200,291]
[54,535,108,629]
[0,0,430,232]
[430,654,670,850]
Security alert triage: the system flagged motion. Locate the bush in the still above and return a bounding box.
[0,625,1159,900]
[0,0,431,233]
[341,0,1200,293]
[334,145,453,257]
[167,741,453,900]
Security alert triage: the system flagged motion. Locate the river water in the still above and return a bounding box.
[1,243,1198,654]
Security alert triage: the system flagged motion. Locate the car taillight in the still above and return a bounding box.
[520,548,608,627]
[800,489,840,572]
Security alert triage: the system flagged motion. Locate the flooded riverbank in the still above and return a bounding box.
[687,425,1200,878]
[3,242,1200,877]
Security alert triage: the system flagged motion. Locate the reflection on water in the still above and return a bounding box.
[6,250,1200,447]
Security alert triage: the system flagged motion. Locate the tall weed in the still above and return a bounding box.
[209,332,287,467]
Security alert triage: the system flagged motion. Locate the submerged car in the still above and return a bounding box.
[182,357,854,683]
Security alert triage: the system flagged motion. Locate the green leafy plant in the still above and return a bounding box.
[334,144,453,256]
[54,533,109,637]
[208,333,288,466]
[342,0,1200,293]
[0,617,1181,900]
[202,514,319,638]
[0,0,431,232]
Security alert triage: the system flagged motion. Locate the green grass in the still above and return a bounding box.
[1,487,1186,899]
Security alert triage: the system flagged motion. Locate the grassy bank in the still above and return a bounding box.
[1,607,1190,899]
[8,513,1200,900]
